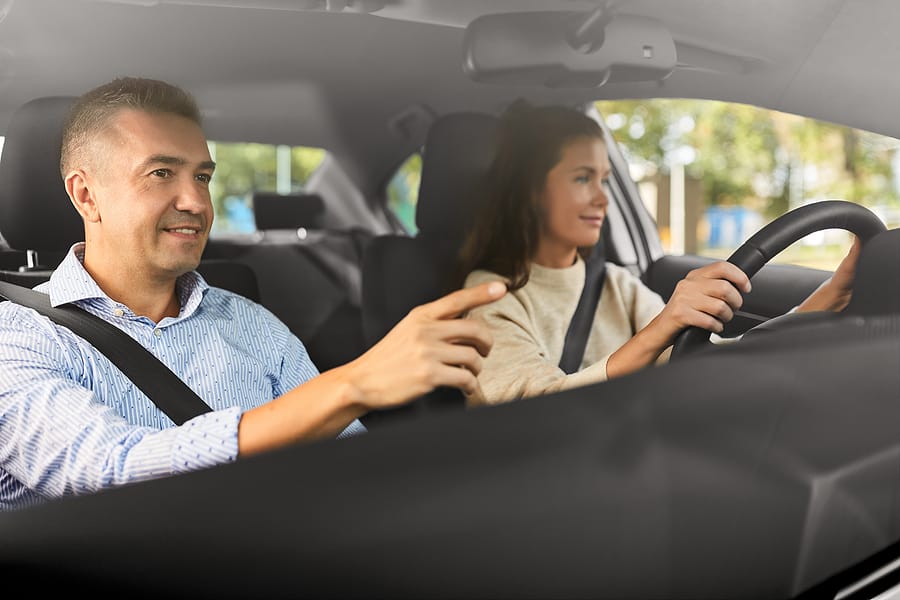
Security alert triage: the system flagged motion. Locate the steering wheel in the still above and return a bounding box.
[669,200,887,359]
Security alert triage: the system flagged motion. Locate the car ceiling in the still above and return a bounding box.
[1,0,899,194]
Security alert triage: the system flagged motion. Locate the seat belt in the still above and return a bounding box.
[558,243,607,374]
[0,280,213,425]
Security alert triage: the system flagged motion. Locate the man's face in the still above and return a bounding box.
[84,108,215,282]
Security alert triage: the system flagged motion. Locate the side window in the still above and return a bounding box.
[595,99,900,270]
[207,141,326,236]
[386,152,422,235]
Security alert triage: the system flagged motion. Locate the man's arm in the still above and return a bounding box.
[237,281,507,455]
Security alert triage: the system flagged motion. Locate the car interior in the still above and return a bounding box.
[1,0,900,598]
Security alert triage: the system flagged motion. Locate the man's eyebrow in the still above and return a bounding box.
[138,155,216,171]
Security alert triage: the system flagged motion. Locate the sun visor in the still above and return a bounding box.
[463,11,676,88]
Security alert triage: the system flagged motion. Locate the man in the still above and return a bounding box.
[0,77,506,510]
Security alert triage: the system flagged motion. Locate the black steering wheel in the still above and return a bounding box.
[669,200,887,359]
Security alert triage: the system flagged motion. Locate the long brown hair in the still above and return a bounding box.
[455,101,605,290]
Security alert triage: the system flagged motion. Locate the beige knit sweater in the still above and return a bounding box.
[464,257,667,405]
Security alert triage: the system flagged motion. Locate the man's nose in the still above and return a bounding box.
[174,176,210,213]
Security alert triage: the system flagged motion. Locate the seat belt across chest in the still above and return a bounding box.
[0,279,213,425]
[558,245,607,375]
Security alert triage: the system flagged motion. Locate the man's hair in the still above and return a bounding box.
[455,101,606,290]
[60,76,202,178]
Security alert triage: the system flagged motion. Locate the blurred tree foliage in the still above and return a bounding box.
[387,152,422,234]
[208,141,325,233]
[595,99,900,219]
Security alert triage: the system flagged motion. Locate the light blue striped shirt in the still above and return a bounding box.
[0,243,365,511]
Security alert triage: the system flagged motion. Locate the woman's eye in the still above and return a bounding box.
[575,175,590,184]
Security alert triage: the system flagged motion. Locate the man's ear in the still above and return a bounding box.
[65,169,101,223]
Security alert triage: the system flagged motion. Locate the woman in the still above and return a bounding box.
[457,102,860,405]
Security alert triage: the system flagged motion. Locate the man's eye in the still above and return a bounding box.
[152,169,172,178]
[196,173,212,184]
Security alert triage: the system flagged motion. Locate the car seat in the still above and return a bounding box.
[0,96,81,280]
[361,112,500,345]
[359,111,500,427]
[843,227,900,317]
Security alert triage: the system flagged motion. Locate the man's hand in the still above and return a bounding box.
[342,281,507,410]
[238,281,506,454]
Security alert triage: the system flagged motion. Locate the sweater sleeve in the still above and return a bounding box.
[614,265,670,364]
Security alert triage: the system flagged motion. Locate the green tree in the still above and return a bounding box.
[596,99,899,218]
[387,153,422,234]
[688,102,779,214]
[596,99,687,167]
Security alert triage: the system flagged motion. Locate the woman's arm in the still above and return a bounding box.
[606,261,750,379]
[795,236,861,313]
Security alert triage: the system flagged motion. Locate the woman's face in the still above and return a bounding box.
[533,136,611,268]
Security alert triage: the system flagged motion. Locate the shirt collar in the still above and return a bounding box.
[46,243,210,316]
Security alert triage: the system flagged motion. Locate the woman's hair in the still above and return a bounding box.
[61,76,202,178]
[455,101,606,290]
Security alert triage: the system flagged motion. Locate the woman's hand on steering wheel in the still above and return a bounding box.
[795,236,861,313]
[669,200,887,359]
[653,261,752,344]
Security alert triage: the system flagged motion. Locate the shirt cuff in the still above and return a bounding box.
[336,418,367,439]
[170,406,242,473]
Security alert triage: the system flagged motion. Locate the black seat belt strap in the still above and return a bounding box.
[558,246,607,375]
[0,280,213,425]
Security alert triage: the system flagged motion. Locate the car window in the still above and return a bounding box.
[207,141,326,236]
[386,152,422,235]
[596,99,900,270]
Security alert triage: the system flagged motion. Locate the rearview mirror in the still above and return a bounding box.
[462,11,676,88]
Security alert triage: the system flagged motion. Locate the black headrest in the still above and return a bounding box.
[252,192,326,231]
[415,112,499,260]
[0,96,82,252]
[844,228,900,316]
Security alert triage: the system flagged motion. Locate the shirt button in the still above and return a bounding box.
[113,308,124,317]
[154,329,162,338]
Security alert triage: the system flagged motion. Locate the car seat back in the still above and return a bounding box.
[844,227,900,317]
[0,96,79,274]
[361,111,501,347]
[359,112,500,426]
